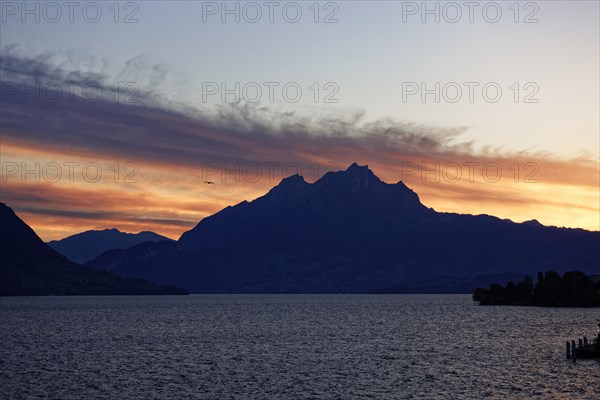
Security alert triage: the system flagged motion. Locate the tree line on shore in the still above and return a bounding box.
[473,270,600,307]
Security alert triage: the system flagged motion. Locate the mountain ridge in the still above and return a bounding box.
[49,228,173,264]
[86,164,600,293]
[0,203,186,296]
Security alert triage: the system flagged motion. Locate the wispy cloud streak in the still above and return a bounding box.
[1,46,598,238]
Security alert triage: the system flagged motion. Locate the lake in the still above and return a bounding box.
[1,295,598,399]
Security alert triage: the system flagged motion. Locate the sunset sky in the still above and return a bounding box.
[1,1,599,240]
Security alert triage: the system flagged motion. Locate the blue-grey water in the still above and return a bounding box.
[1,295,598,399]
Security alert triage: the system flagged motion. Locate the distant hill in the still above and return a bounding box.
[86,163,600,293]
[0,203,186,296]
[48,229,172,263]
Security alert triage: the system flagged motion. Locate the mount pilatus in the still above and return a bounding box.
[87,164,600,293]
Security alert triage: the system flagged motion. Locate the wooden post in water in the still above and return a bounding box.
[566,341,571,358]
[572,340,577,362]
[583,336,588,346]
[579,338,583,349]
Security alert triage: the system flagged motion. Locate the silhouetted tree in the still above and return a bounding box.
[534,270,562,306]
[515,276,534,303]
[473,271,600,307]
[472,287,489,304]
[505,281,516,302]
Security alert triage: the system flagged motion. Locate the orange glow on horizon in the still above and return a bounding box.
[1,142,598,241]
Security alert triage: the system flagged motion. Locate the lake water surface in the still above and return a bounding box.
[1,295,598,399]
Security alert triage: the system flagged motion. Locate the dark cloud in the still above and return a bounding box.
[17,206,112,221]
[3,46,595,189]
[0,45,479,171]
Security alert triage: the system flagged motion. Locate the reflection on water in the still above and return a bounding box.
[1,295,598,399]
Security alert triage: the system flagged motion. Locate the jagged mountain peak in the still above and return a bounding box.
[522,219,543,227]
[279,173,307,185]
[265,173,308,199]
[347,162,369,171]
[179,162,433,249]
[316,163,382,189]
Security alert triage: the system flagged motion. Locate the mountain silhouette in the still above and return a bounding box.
[179,162,435,249]
[0,203,186,295]
[48,228,173,264]
[86,164,600,293]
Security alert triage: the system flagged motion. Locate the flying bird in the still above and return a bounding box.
[204,181,215,185]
